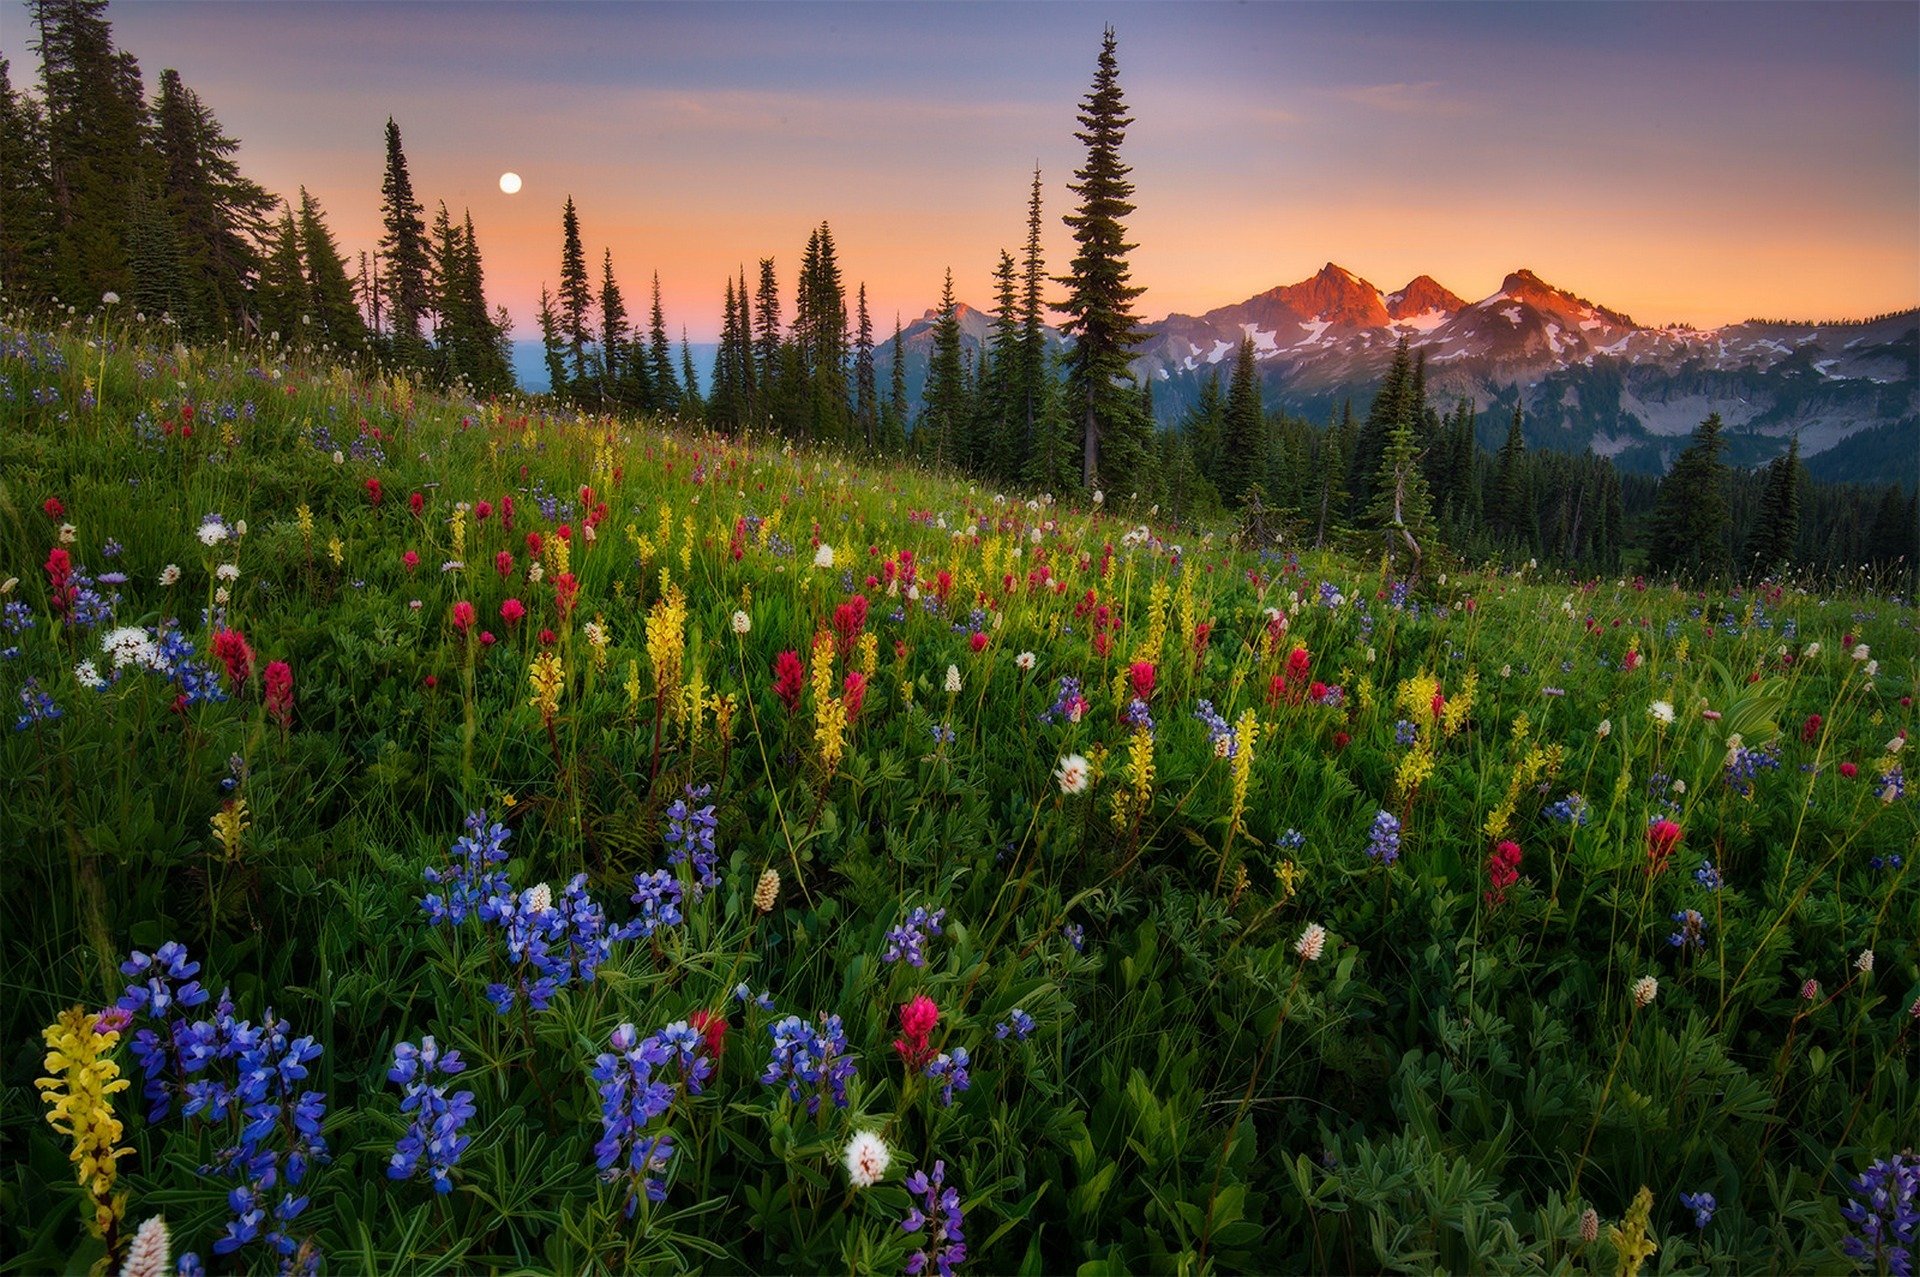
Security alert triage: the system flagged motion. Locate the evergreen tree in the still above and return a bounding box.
[1647,412,1734,581]
[1352,337,1413,515]
[0,57,57,302]
[1184,371,1226,494]
[378,117,431,360]
[1314,408,1352,548]
[153,68,271,337]
[648,272,680,413]
[427,202,459,371]
[594,250,626,398]
[1367,391,1434,575]
[458,210,513,394]
[255,203,307,344]
[537,284,566,396]
[31,0,147,307]
[298,187,364,355]
[980,249,1021,477]
[920,269,968,467]
[1743,436,1803,580]
[1221,335,1266,507]
[124,174,185,322]
[799,222,849,445]
[679,331,703,417]
[881,312,908,454]
[1059,26,1149,491]
[854,282,878,450]
[1490,405,1535,550]
[752,257,782,420]
[708,276,743,431]
[556,197,592,393]
[1017,165,1049,472]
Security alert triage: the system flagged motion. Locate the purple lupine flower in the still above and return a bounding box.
[387,1036,475,1193]
[422,812,512,926]
[663,783,721,892]
[994,1009,1035,1042]
[616,868,685,941]
[591,1023,679,1216]
[1668,909,1707,953]
[902,1159,968,1276]
[1840,1152,1917,1276]
[1680,1190,1716,1229]
[883,906,947,968]
[761,1014,857,1116]
[924,1047,971,1107]
[116,942,210,1122]
[1365,809,1401,865]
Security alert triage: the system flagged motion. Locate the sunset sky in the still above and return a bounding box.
[6,1,1916,341]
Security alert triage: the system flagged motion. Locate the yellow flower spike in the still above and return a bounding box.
[626,660,642,716]
[210,798,249,860]
[528,652,565,723]
[1608,1186,1658,1277]
[814,693,848,775]
[1228,710,1260,834]
[327,536,344,567]
[295,504,314,542]
[450,507,466,562]
[36,1007,131,1239]
[1442,669,1477,738]
[858,632,878,682]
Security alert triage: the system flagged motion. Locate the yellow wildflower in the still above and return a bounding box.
[1228,710,1259,834]
[858,631,878,682]
[327,536,344,567]
[644,582,687,691]
[210,798,249,860]
[814,694,847,775]
[1608,1186,1658,1277]
[37,1006,130,1239]
[528,652,565,722]
[295,504,314,542]
[1442,669,1476,738]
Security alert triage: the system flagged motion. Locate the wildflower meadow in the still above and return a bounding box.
[2,313,1916,1275]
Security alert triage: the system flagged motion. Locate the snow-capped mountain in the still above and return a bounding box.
[1132,264,1917,478]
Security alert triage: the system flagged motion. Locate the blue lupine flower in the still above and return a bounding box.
[13,677,61,730]
[591,1023,686,1216]
[1063,923,1085,953]
[734,983,775,1012]
[617,869,685,940]
[1121,697,1155,735]
[1040,675,1086,725]
[422,812,511,926]
[1694,859,1723,890]
[1680,1191,1717,1229]
[761,1014,857,1116]
[995,1009,1035,1042]
[116,942,212,1121]
[1669,909,1707,952]
[925,1047,971,1107]
[1278,829,1306,852]
[1194,700,1234,756]
[1394,719,1417,747]
[1839,1152,1917,1275]
[1365,809,1401,865]
[663,783,720,892]
[929,722,956,745]
[902,1159,968,1277]
[387,1036,475,1193]
[1,600,33,635]
[884,906,947,967]
[176,1254,204,1277]
[1725,742,1782,797]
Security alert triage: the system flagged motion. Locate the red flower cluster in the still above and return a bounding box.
[843,672,867,717]
[365,478,383,506]
[1485,840,1522,905]
[451,600,476,632]
[495,550,514,580]
[211,628,255,688]
[408,490,424,517]
[500,598,525,627]
[772,650,806,713]
[42,496,65,520]
[44,547,75,614]
[1802,713,1823,744]
[689,1009,728,1059]
[1129,661,1156,701]
[894,994,939,1071]
[264,660,294,729]
[1647,819,1683,873]
[833,595,869,653]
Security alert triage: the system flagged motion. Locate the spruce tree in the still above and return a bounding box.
[709,277,742,431]
[648,273,680,413]
[378,117,431,360]
[752,258,782,419]
[1647,412,1734,581]
[1367,392,1434,575]
[1490,404,1535,550]
[1314,411,1351,548]
[921,269,968,467]
[556,197,592,393]
[255,203,307,344]
[458,211,513,394]
[1221,335,1266,507]
[1018,165,1049,471]
[1059,27,1148,492]
[1184,371,1226,494]
[854,283,878,450]
[0,58,56,302]
[1743,436,1802,580]
[153,69,271,337]
[124,174,185,322]
[981,249,1021,477]
[679,332,703,416]
[881,313,908,454]
[31,0,147,307]
[298,188,364,355]
[537,285,566,396]
[1352,338,1412,515]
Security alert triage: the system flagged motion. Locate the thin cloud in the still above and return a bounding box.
[1330,81,1470,116]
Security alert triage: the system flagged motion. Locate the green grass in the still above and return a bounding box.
[1,311,1914,1275]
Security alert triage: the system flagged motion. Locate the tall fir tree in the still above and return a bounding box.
[556,197,593,393]
[298,188,363,354]
[457,210,513,394]
[708,276,742,430]
[979,249,1022,478]
[254,203,307,343]
[536,284,566,396]
[378,117,431,360]
[752,257,782,422]
[1185,371,1227,494]
[881,313,908,455]
[124,174,185,321]
[153,69,271,337]
[594,249,628,400]
[31,0,147,307]
[1351,337,1414,515]
[648,272,680,413]
[1314,407,1353,547]
[854,282,878,450]
[1367,389,1434,575]
[1221,335,1266,507]
[1489,404,1535,550]
[1059,27,1149,492]
[920,268,969,467]
[679,332,704,417]
[1743,436,1803,579]
[1017,165,1050,472]
[0,57,58,301]
[1647,412,1734,581]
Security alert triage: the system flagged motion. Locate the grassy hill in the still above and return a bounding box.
[1,311,1915,1274]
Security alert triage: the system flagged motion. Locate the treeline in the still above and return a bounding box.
[0,1,513,394]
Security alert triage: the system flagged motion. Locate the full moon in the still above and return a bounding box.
[499,172,522,195]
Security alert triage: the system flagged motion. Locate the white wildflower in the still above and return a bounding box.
[215,563,240,583]
[1853,644,1870,661]
[102,626,159,671]
[1596,718,1612,738]
[58,523,77,544]
[74,659,106,690]
[945,664,962,694]
[843,1131,890,1188]
[196,519,228,547]
[732,610,751,635]
[120,1215,169,1277]
[813,543,835,569]
[1855,949,1874,974]
[1055,754,1090,795]
[1632,975,1659,1008]
[526,882,553,914]
[1015,651,1036,672]
[1294,922,1327,962]
[158,564,181,586]
[1650,700,1675,726]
